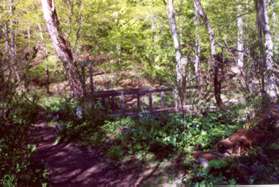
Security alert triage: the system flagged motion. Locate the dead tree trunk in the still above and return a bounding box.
[41,0,84,98]
[167,0,187,111]
[255,0,277,103]
[194,0,223,108]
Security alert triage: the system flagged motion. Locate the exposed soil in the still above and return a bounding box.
[29,122,185,186]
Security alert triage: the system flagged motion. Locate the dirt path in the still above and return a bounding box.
[29,122,184,187]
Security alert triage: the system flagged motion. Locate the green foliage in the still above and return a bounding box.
[102,117,135,135]
[0,103,48,186]
[65,111,242,163]
[208,159,228,169]
[40,96,77,114]
[0,80,48,186]
[28,55,64,84]
[106,145,125,160]
[185,158,236,186]
[2,175,16,187]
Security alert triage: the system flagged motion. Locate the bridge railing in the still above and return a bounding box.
[92,87,173,114]
[92,86,199,115]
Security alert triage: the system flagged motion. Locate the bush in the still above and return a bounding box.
[72,111,243,162]
[0,96,48,186]
[27,55,64,85]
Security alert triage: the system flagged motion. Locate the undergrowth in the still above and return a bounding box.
[0,93,48,186]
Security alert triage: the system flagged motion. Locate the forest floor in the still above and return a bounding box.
[28,103,279,186]
[29,122,186,187]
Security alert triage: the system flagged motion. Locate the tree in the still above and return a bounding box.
[255,0,277,103]
[236,3,244,74]
[167,0,187,111]
[193,0,201,87]
[41,0,84,97]
[193,0,223,108]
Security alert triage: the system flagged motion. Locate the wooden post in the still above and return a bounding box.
[89,63,94,94]
[101,96,106,109]
[137,93,141,112]
[111,96,115,112]
[160,91,164,107]
[120,91,125,114]
[46,64,50,94]
[81,65,87,96]
[149,93,153,112]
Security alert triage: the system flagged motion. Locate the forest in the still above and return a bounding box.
[1,0,279,186]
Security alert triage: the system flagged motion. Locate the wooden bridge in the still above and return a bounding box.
[92,87,197,116]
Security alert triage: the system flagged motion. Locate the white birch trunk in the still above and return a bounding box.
[270,0,278,53]
[263,0,277,100]
[9,0,16,61]
[193,1,201,85]
[193,0,216,57]
[167,0,187,111]
[41,0,84,97]
[236,4,244,72]
[4,23,9,54]
[194,0,223,107]
[8,0,20,82]
[256,0,277,101]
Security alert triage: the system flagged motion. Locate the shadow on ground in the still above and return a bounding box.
[29,122,186,187]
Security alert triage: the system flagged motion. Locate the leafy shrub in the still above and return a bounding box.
[0,90,48,186]
[28,55,64,84]
[74,111,243,162]
[106,145,125,160]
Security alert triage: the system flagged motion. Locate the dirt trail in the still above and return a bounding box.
[29,122,183,187]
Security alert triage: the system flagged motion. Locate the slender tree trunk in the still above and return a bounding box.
[41,0,84,98]
[73,0,83,53]
[9,0,16,62]
[4,23,9,54]
[194,0,223,108]
[38,24,45,41]
[6,0,20,82]
[193,1,201,87]
[167,0,187,111]
[236,3,248,89]
[236,4,244,72]
[256,0,277,102]
[270,0,278,54]
[255,0,266,94]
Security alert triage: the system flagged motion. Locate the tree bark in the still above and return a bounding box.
[41,0,84,98]
[255,0,277,102]
[9,0,16,63]
[270,0,278,52]
[5,0,20,82]
[193,2,201,87]
[236,4,244,73]
[193,0,223,108]
[236,3,248,89]
[167,0,187,111]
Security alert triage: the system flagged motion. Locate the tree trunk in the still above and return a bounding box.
[41,0,84,98]
[236,4,244,73]
[255,0,277,102]
[167,0,187,111]
[270,0,278,53]
[236,3,248,89]
[4,23,9,55]
[255,0,266,94]
[9,0,16,63]
[193,2,201,87]
[194,0,223,108]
